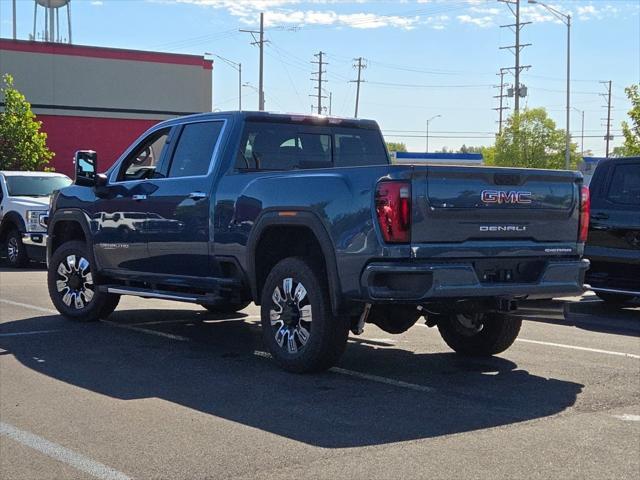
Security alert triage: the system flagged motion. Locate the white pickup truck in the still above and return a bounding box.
[0,171,72,267]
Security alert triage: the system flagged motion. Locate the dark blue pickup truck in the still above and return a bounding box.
[47,112,590,372]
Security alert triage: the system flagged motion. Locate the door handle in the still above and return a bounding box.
[132,194,147,201]
[591,213,609,220]
[189,192,208,201]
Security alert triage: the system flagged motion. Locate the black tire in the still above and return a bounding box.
[47,240,120,322]
[5,228,28,267]
[437,312,522,356]
[260,257,349,373]
[595,291,635,305]
[202,300,251,314]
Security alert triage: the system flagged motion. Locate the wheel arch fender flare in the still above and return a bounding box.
[48,209,94,257]
[247,210,343,314]
[0,211,27,240]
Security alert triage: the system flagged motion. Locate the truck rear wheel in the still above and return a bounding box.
[437,312,522,356]
[260,257,349,373]
[47,241,120,322]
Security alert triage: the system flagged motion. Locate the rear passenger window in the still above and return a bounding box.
[168,121,223,178]
[334,129,388,167]
[236,122,331,170]
[607,164,640,205]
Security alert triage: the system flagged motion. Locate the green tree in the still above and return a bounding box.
[0,74,53,170]
[618,84,640,156]
[386,141,407,152]
[459,144,484,154]
[493,108,578,169]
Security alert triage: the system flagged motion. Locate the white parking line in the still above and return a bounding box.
[253,350,435,392]
[100,320,190,342]
[0,422,131,480]
[0,299,58,315]
[515,338,640,360]
[612,414,640,422]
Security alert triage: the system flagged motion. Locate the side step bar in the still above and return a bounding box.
[100,286,207,303]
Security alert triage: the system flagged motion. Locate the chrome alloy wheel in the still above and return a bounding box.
[269,277,312,354]
[7,237,19,263]
[55,254,95,310]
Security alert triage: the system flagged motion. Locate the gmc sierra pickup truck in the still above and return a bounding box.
[46,112,590,372]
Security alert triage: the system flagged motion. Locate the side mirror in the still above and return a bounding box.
[74,150,98,186]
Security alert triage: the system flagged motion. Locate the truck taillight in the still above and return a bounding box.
[375,181,411,243]
[578,185,590,243]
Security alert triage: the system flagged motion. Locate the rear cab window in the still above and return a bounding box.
[235,121,388,171]
[167,121,224,178]
[606,163,640,206]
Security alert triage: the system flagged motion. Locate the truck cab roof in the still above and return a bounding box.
[154,111,380,130]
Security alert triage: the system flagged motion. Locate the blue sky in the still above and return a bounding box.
[1,0,639,155]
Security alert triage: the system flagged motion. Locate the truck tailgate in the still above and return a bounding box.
[411,166,581,251]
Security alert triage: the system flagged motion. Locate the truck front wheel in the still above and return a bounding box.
[437,312,522,356]
[47,241,120,322]
[260,257,349,373]
[5,228,28,267]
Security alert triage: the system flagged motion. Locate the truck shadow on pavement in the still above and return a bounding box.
[0,309,583,448]
[517,298,640,337]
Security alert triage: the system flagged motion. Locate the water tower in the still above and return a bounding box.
[31,0,73,44]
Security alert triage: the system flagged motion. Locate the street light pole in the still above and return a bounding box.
[209,53,243,111]
[528,1,571,169]
[426,114,441,153]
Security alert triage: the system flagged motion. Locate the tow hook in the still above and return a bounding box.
[352,303,371,335]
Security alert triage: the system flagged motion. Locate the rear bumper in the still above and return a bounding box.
[361,258,589,302]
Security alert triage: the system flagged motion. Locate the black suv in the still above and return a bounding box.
[585,157,640,304]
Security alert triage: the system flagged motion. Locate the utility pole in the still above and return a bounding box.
[240,12,267,111]
[310,51,327,115]
[499,0,531,113]
[601,80,613,157]
[329,91,332,115]
[494,68,510,135]
[350,57,366,118]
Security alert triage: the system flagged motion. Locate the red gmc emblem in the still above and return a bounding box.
[481,190,532,204]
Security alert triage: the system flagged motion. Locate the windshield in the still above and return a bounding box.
[5,176,72,197]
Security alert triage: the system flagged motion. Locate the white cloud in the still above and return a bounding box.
[457,14,494,28]
[91,0,104,5]
[174,0,421,30]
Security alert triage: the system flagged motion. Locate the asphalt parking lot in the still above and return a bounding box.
[1,265,639,480]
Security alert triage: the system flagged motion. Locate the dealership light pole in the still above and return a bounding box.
[529,0,571,169]
[209,53,243,111]
[572,107,585,156]
[426,114,441,153]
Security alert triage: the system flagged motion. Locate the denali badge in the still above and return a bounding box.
[481,190,532,204]
[480,225,527,232]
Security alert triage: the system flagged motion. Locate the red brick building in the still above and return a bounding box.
[0,39,213,176]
